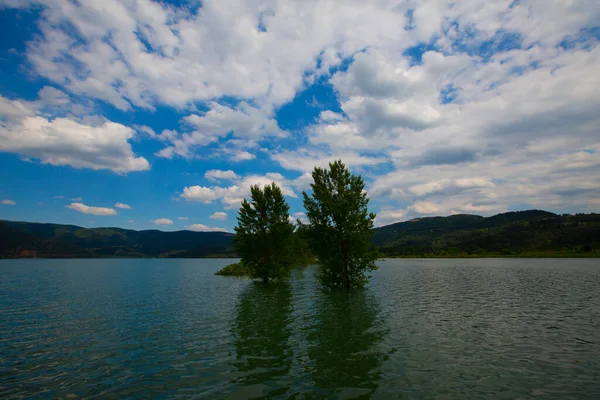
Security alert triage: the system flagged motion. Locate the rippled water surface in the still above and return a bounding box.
[1,258,600,399]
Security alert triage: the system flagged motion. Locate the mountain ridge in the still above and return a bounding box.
[1,209,598,258]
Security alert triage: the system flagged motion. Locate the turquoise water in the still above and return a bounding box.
[1,258,599,399]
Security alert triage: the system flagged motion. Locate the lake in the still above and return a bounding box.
[1,258,599,399]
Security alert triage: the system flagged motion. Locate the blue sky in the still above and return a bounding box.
[1,0,599,232]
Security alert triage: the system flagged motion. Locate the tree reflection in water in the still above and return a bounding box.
[230,282,293,399]
[304,289,386,399]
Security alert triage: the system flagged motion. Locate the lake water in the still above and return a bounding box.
[1,258,599,399]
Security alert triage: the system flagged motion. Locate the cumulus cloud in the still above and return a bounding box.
[181,172,298,209]
[66,202,117,216]
[1,199,16,205]
[187,223,228,233]
[0,115,150,173]
[115,202,132,209]
[181,186,220,204]
[288,212,307,224]
[156,102,285,159]
[205,170,239,181]
[210,212,227,221]
[272,149,387,173]
[2,0,599,217]
[151,218,173,225]
[232,151,256,162]
[0,87,149,173]
[14,0,421,110]
[374,197,510,226]
[375,209,408,227]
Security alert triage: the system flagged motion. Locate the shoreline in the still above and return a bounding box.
[2,254,598,260]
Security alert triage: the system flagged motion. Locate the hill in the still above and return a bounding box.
[373,210,600,256]
[0,222,93,258]
[1,210,598,258]
[0,221,235,258]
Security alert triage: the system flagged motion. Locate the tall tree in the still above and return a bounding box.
[302,160,378,288]
[234,183,295,283]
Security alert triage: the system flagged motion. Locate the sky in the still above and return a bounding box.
[0,0,599,232]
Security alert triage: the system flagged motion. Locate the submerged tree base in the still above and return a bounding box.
[215,262,252,276]
[215,257,317,278]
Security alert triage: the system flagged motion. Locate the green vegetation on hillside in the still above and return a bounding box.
[0,222,93,258]
[2,210,599,259]
[373,211,600,257]
[1,220,234,258]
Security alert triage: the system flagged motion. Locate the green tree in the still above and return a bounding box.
[302,160,378,288]
[233,183,295,283]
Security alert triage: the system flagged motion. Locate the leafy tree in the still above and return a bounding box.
[302,160,378,288]
[233,183,295,283]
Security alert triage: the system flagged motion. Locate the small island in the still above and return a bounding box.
[215,261,251,276]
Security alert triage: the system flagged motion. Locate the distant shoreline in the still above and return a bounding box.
[2,253,598,260]
[381,253,599,259]
[3,211,599,259]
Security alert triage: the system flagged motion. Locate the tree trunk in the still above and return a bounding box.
[342,240,350,289]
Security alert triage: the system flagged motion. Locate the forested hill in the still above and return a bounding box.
[1,210,599,258]
[0,221,235,258]
[372,210,600,256]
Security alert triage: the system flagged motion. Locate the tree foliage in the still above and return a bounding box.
[233,183,295,282]
[302,160,378,288]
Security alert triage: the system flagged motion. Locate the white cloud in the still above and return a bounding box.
[410,201,442,215]
[375,208,408,227]
[151,218,173,225]
[184,102,284,140]
[272,149,387,173]
[181,186,220,204]
[406,179,495,197]
[178,216,189,220]
[1,199,16,205]
[210,212,227,221]
[181,172,298,209]
[187,223,228,233]
[0,87,148,174]
[156,102,284,159]
[232,151,256,162]
[0,95,35,120]
[16,0,420,111]
[0,115,150,173]
[128,220,134,223]
[288,212,307,224]
[2,0,599,217]
[66,202,117,216]
[205,170,239,181]
[115,202,132,209]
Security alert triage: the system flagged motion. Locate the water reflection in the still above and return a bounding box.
[305,289,386,398]
[230,282,293,398]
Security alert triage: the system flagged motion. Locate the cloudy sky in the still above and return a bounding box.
[0,0,599,232]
